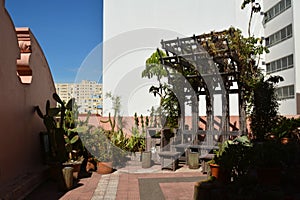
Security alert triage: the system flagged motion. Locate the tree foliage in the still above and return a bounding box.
[241,0,262,36]
[250,75,283,140]
[142,49,167,82]
[142,50,180,128]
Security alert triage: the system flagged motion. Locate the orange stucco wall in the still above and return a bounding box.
[0,0,56,192]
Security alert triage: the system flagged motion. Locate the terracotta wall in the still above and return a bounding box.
[0,0,56,193]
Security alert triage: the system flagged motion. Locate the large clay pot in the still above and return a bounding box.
[97,161,113,174]
[209,164,220,178]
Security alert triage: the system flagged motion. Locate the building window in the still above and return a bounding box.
[263,0,291,24]
[265,24,292,47]
[266,54,293,74]
[276,85,294,100]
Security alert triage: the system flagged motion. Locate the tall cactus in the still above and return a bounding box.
[35,93,74,163]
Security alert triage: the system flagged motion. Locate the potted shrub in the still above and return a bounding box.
[126,128,145,161]
[63,108,86,179]
[208,140,232,183]
[271,116,300,144]
[96,135,114,175]
[208,135,253,183]
[77,127,114,174]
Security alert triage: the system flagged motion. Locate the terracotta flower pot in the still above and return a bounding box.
[209,164,220,178]
[209,164,230,183]
[97,161,113,174]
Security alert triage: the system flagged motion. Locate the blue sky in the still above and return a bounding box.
[6,0,103,83]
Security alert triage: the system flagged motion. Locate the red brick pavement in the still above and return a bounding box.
[116,172,206,200]
[27,166,206,200]
[60,173,101,200]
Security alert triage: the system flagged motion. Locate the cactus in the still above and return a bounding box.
[100,92,122,132]
[35,93,77,163]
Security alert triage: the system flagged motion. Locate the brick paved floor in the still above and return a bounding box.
[26,161,207,200]
[116,172,206,200]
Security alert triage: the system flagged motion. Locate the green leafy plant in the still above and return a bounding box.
[209,136,253,181]
[249,75,283,141]
[126,128,145,153]
[78,127,113,162]
[142,50,181,129]
[75,125,129,167]
[253,141,283,168]
[271,116,300,141]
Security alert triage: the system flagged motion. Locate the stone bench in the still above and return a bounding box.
[158,151,181,171]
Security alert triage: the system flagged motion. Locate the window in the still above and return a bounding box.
[288,55,293,66]
[281,57,287,69]
[266,54,293,74]
[263,0,292,24]
[276,85,294,100]
[281,29,286,39]
[274,4,280,15]
[287,24,292,36]
[265,24,292,47]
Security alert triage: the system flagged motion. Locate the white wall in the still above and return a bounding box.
[103,0,263,116]
[293,0,300,94]
[262,0,299,115]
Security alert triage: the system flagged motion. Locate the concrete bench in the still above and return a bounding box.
[158,151,181,171]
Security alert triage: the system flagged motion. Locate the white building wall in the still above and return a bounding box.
[263,7,292,34]
[293,0,300,94]
[262,0,299,115]
[263,0,281,11]
[103,0,263,116]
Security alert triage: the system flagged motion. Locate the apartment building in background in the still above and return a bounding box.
[55,80,103,114]
[262,0,300,115]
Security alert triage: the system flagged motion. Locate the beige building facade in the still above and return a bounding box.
[55,80,103,115]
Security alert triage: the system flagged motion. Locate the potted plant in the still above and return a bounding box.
[126,127,145,161]
[208,140,232,183]
[208,135,253,183]
[62,105,86,179]
[77,127,114,174]
[271,116,300,144]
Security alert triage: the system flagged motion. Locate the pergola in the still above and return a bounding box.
[157,29,247,146]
